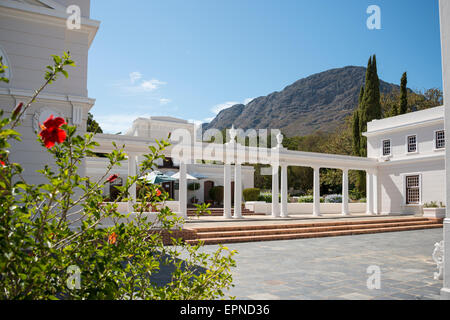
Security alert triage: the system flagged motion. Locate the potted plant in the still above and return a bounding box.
[423,201,446,218]
[191,196,198,204]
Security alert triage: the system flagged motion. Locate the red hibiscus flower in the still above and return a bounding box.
[107,174,119,183]
[39,115,67,149]
[0,160,5,167]
[155,188,161,197]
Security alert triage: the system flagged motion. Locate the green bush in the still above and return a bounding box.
[424,201,440,208]
[188,182,200,191]
[257,193,271,203]
[0,53,236,300]
[298,196,324,203]
[243,188,260,201]
[209,186,224,204]
[298,195,313,203]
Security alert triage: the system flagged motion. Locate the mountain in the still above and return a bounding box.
[204,66,399,137]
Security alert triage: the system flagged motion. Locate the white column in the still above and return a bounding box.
[342,168,349,216]
[127,153,137,213]
[280,164,289,217]
[439,0,450,299]
[271,164,280,218]
[233,163,243,219]
[366,171,374,215]
[373,170,379,215]
[313,166,321,217]
[223,163,232,219]
[179,161,187,218]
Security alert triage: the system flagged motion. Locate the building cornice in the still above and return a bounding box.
[0,87,96,105]
[0,0,100,47]
[376,153,445,167]
[363,117,444,137]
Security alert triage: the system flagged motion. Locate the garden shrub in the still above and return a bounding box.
[187,182,200,191]
[324,194,342,203]
[0,53,236,300]
[209,186,224,204]
[242,188,260,201]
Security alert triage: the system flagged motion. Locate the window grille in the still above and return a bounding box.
[406,175,420,204]
[436,130,445,149]
[382,139,391,156]
[407,135,417,153]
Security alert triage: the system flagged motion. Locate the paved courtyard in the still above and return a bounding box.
[199,228,443,300]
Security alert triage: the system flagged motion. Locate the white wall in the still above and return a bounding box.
[0,0,97,185]
[366,108,446,215]
[367,115,445,160]
[377,158,445,215]
[245,202,366,215]
[439,0,450,300]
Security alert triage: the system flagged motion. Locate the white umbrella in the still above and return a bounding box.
[170,172,198,180]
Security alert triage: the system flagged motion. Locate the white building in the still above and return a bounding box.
[87,116,255,205]
[365,106,446,215]
[0,0,99,185]
[1,0,450,298]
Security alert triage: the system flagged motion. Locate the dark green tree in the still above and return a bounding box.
[352,110,360,156]
[87,112,103,133]
[358,55,382,157]
[399,72,408,115]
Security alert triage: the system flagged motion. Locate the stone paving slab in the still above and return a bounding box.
[197,228,443,300]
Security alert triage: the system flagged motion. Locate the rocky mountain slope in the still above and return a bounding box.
[204,66,399,137]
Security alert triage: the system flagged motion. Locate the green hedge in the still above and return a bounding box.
[243,188,260,201]
[298,195,324,203]
[209,186,224,203]
[188,182,200,191]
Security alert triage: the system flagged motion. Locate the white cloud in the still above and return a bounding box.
[204,117,214,122]
[159,98,171,105]
[129,71,142,84]
[112,73,167,95]
[210,97,254,115]
[244,97,255,105]
[139,79,166,92]
[95,113,151,134]
[211,101,239,115]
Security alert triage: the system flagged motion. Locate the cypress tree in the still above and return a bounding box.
[352,86,364,156]
[399,72,408,114]
[359,55,382,157]
[352,110,360,156]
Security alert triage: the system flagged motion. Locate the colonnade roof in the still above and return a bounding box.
[93,133,378,171]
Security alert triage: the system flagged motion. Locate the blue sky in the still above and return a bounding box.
[88,0,442,134]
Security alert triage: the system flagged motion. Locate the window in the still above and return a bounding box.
[407,135,417,153]
[406,175,420,204]
[382,139,391,156]
[435,130,445,149]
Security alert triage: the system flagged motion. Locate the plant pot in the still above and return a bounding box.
[423,207,446,218]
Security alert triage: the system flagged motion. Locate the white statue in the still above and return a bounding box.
[432,240,444,280]
[229,125,237,143]
[276,131,284,147]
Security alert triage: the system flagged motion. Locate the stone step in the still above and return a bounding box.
[186,208,264,216]
[186,223,443,245]
[192,217,432,233]
[194,220,439,239]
